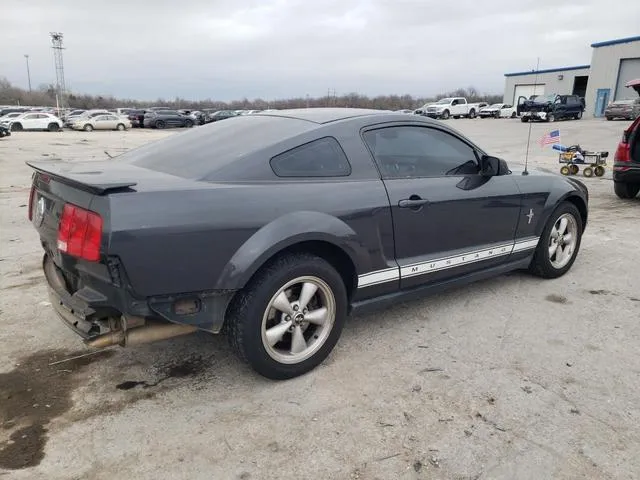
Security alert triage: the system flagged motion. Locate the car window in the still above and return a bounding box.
[106,115,118,120]
[270,137,351,178]
[363,126,479,179]
[24,114,37,120]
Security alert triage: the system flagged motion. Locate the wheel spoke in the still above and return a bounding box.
[558,217,568,235]
[290,325,307,354]
[265,320,293,347]
[550,226,559,239]
[298,282,318,311]
[272,291,294,316]
[305,307,328,326]
[548,243,558,258]
[562,233,573,244]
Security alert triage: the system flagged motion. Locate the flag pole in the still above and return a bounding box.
[523,57,541,176]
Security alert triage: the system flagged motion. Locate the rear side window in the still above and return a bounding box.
[270,137,351,178]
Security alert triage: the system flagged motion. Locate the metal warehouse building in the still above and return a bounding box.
[503,35,640,118]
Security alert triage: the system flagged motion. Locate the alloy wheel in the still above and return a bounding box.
[548,213,578,269]
[261,276,336,365]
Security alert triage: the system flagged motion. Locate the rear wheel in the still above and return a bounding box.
[583,167,593,177]
[529,202,582,279]
[521,117,529,123]
[116,123,126,131]
[547,113,555,122]
[511,111,517,118]
[83,124,93,132]
[569,165,579,175]
[606,117,613,121]
[48,123,60,132]
[575,111,583,120]
[226,253,347,380]
[614,182,640,199]
[155,120,165,129]
[468,109,476,119]
[11,123,23,131]
[560,166,570,176]
[185,120,194,128]
[594,165,605,177]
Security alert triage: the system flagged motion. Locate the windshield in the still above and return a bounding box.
[116,114,314,180]
[436,98,452,104]
[536,94,557,103]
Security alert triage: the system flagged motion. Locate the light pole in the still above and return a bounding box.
[24,54,32,92]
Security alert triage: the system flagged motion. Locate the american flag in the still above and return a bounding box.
[538,129,560,147]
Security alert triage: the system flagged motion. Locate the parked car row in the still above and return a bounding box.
[414,97,488,119]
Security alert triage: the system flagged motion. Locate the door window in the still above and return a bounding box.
[23,114,38,120]
[363,126,479,179]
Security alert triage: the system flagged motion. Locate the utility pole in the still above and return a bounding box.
[306,94,310,108]
[24,54,32,92]
[50,32,67,111]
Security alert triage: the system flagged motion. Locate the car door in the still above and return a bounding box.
[103,115,119,129]
[21,113,40,130]
[362,124,523,289]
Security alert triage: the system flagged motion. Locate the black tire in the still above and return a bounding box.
[583,167,593,178]
[83,124,93,132]
[528,202,583,279]
[511,111,517,118]
[11,123,23,131]
[547,113,555,122]
[48,123,60,132]
[453,115,460,119]
[521,117,529,123]
[594,166,605,177]
[575,111,583,120]
[116,123,126,131]
[606,117,613,121]
[614,182,640,199]
[570,164,579,175]
[155,120,165,129]
[468,109,476,119]
[226,253,347,380]
[560,166,570,176]
[185,120,194,128]
[441,110,450,120]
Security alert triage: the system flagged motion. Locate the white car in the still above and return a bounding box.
[0,112,63,132]
[0,112,24,122]
[71,114,131,131]
[479,103,517,119]
[418,97,482,119]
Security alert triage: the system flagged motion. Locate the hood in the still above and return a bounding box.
[625,78,640,95]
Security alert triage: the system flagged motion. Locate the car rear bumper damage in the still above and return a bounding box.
[43,254,236,347]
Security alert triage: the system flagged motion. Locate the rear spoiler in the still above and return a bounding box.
[26,161,137,195]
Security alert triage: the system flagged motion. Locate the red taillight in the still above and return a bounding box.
[57,203,103,261]
[28,186,35,221]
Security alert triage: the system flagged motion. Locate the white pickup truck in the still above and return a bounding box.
[416,97,486,120]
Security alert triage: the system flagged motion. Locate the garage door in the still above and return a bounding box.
[513,84,546,104]
[615,58,640,100]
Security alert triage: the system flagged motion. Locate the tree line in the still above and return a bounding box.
[0,77,502,111]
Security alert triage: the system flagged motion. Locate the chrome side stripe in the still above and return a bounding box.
[357,267,400,288]
[400,242,513,279]
[357,237,539,288]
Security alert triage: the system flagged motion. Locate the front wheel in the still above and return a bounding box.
[441,110,450,120]
[155,120,165,129]
[184,120,194,128]
[226,253,347,380]
[116,123,126,131]
[83,124,93,132]
[521,117,529,123]
[575,111,583,120]
[547,113,555,122]
[468,109,476,119]
[529,202,582,279]
[614,182,640,199]
[11,123,23,131]
[511,111,517,118]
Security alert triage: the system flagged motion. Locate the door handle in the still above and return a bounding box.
[398,196,429,209]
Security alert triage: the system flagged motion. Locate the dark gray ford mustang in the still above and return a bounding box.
[28,108,588,379]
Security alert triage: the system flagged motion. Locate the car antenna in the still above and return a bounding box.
[522,57,540,176]
[104,150,113,159]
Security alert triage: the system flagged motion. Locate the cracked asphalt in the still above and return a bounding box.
[1,118,638,479]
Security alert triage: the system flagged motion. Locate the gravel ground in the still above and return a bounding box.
[0,118,638,480]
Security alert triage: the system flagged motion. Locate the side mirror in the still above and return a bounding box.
[480,155,509,176]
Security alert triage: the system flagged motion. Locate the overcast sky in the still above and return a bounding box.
[1,0,639,101]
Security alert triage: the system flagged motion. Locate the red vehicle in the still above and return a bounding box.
[613,79,640,199]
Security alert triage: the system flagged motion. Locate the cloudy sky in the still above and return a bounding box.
[1,0,639,101]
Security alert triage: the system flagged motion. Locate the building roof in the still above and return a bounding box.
[591,35,640,48]
[504,65,590,77]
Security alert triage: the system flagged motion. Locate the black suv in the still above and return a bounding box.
[519,94,585,122]
[142,110,195,129]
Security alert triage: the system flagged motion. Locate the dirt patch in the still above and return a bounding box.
[546,294,569,304]
[0,349,114,470]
